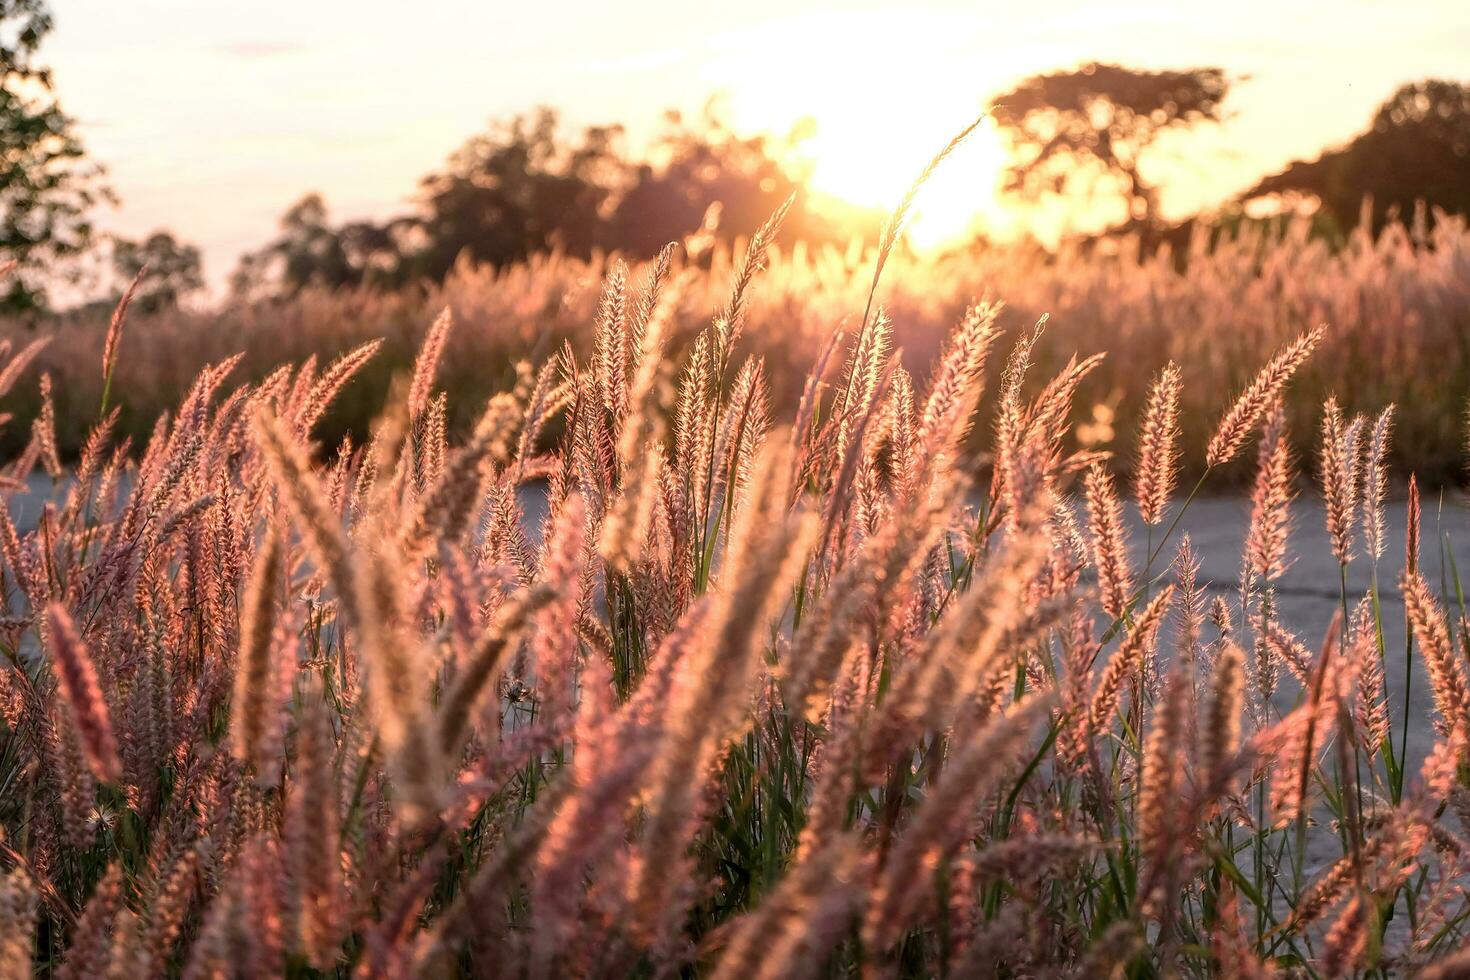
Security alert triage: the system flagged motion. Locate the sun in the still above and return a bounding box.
[705,14,1019,251]
[799,114,1012,250]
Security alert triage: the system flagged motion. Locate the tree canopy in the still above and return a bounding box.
[1242,80,1470,230]
[0,0,110,312]
[111,230,204,312]
[991,62,1231,232]
[231,106,876,300]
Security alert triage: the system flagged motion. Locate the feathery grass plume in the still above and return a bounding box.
[400,391,519,559]
[1200,641,1244,787]
[230,527,284,783]
[1319,396,1361,564]
[1206,325,1324,466]
[407,305,452,422]
[869,115,985,298]
[1210,883,1272,980]
[1262,619,1314,685]
[710,836,864,980]
[1172,535,1206,680]
[865,695,1054,950]
[1320,895,1369,977]
[294,339,383,435]
[0,336,46,409]
[990,338,1046,523]
[0,868,37,980]
[715,193,792,367]
[913,300,1002,484]
[141,846,200,972]
[436,579,558,758]
[1084,462,1132,622]
[632,435,815,927]
[594,259,630,422]
[601,271,679,566]
[1245,401,1294,581]
[1027,351,1107,452]
[1421,946,1470,980]
[629,242,677,351]
[1402,570,1470,755]
[838,305,892,429]
[56,865,124,980]
[840,115,983,413]
[1290,847,1362,930]
[719,357,771,521]
[1088,586,1174,733]
[99,265,146,415]
[1362,405,1394,561]
[1134,361,1182,525]
[52,707,98,848]
[1138,664,1191,914]
[28,373,60,478]
[1406,473,1421,572]
[1268,624,1343,824]
[251,407,353,617]
[1346,604,1389,759]
[285,681,343,969]
[349,547,443,817]
[44,603,121,783]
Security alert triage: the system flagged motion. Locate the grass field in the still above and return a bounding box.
[1,203,1470,977]
[5,210,1469,485]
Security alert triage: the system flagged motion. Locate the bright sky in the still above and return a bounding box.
[46,0,1470,286]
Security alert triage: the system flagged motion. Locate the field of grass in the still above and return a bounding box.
[1,203,1470,977]
[4,209,1469,485]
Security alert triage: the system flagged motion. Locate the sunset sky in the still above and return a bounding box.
[47,0,1470,286]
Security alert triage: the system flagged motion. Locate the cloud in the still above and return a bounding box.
[212,41,305,60]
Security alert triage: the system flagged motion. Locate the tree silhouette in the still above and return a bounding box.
[111,231,203,312]
[1242,80,1470,230]
[409,108,624,279]
[0,0,111,312]
[991,63,1230,232]
[232,194,428,299]
[604,108,849,255]
[233,105,872,299]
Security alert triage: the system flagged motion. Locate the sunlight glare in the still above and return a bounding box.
[802,115,1012,250]
[708,14,1018,251]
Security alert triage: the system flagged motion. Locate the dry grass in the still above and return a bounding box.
[5,210,1470,484]
[0,207,1468,977]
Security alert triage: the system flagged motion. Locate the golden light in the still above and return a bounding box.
[800,115,1013,250]
[703,13,1021,251]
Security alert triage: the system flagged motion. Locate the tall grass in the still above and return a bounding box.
[0,206,1468,977]
[5,209,1470,483]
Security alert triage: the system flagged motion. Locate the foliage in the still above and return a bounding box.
[230,106,875,300]
[0,0,110,313]
[991,62,1231,231]
[110,230,204,312]
[1243,80,1470,230]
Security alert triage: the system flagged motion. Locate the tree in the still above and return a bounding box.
[1241,80,1470,230]
[232,193,424,299]
[409,108,624,279]
[111,231,203,311]
[1,0,111,312]
[603,108,851,255]
[991,63,1230,232]
[232,106,875,300]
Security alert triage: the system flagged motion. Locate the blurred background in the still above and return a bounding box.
[3,0,1469,477]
